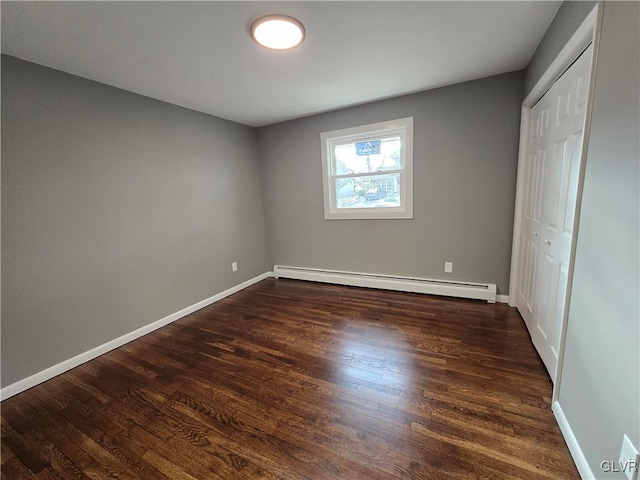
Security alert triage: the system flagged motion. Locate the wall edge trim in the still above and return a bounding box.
[554,400,596,479]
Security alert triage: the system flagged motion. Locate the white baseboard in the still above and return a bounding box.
[0,271,273,401]
[273,265,497,303]
[497,294,510,303]
[554,401,595,479]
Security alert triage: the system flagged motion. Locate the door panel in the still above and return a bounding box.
[534,150,546,224]
[547,139,567,229]
[551,263,569,357]
[575,70,590,113]
[525,241,538,317]
[536,252,554,341]
[555,85,572,126]
[563,133,583,236]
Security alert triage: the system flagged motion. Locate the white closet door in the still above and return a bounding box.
[516,88,551,331]
[516,44,593,382]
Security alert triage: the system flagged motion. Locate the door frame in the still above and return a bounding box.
[508,2,602,405]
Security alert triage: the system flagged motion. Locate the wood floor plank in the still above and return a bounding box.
[1,457,37,480]
[1,278,579,479]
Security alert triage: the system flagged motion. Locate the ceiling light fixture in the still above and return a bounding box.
[250,15,305,50]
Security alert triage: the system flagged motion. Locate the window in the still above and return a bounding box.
[321,117,413,220]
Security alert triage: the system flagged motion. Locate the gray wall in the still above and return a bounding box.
[1,55,270,387]
[524,1,597,96]
[258,71,524,294]
[555,2,639,478]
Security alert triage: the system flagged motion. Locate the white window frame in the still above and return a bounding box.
[321,117,413,220]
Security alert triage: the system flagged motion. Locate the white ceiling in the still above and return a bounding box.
[1,1,561,127]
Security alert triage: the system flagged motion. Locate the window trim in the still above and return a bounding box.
[321,117,413,220]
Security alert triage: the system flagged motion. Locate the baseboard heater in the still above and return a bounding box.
[273,265,497,303]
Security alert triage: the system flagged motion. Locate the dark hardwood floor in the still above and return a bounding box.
[1,279,579,479]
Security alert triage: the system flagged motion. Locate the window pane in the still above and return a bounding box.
[334,137,401,175]
[335,173,401,209]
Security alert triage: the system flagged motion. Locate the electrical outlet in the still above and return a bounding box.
[619,434,639,480]
[232,262,238,272]
[444,262,453,273]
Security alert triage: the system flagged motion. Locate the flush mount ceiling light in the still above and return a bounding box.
[250,15,305,50]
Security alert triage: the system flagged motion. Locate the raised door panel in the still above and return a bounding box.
[562,132,583,237]
[525,241,538,318]
[533,149,546,225]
